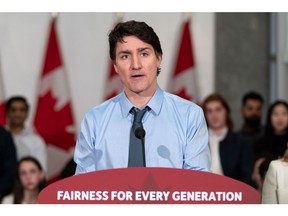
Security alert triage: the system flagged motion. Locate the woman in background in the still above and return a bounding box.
[261,153,288,204]
[253,100,288,191]
[1,156,46,204]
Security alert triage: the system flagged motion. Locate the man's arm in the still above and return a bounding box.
[184,107,211,172]
[74,114,97,174]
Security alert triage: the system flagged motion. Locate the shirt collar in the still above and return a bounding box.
[118,85,164,118]
[208,127,228,141]
[146,85,163,116]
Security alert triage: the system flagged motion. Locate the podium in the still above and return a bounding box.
[38,167,260,204]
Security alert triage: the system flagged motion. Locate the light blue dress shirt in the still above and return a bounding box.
[74,86,211,174]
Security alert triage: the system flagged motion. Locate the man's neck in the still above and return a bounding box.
[125,85,157,109]
[9,125,24,135]
[242,123,261,134]
[128,95,152,109]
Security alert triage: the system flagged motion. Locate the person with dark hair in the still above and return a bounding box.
[239,91,265,145]
[5,96,47,173]
[0,126,17,202]
[1,156,46,204]
[202,93,255,187]
[252,100,288,191]
[74,20,211,174]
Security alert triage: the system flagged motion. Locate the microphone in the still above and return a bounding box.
[135,127,146,167]
[157,145,176,167]
[135,127,146,139]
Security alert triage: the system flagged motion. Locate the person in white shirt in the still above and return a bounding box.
[202,93,256,187]
[261,153,288,204]
[5,96,47,173]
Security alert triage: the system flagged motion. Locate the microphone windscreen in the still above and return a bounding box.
[135,127,146,139]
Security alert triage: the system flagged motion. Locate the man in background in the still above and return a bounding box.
[5,96,47,173]
[238,91,265,146]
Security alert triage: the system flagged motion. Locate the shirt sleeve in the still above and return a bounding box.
[74,113,97,174]
[184,107,211,172]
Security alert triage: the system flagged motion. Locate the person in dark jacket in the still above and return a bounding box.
[202,93,256,188]
[252,100,288,191]
[0,126,17,202]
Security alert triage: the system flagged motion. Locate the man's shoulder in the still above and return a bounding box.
[163,91,202,112]
[20,128,46,144]
[270,159,288,169]
[85,94,121,117]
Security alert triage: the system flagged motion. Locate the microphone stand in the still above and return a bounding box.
[135,127,146,167]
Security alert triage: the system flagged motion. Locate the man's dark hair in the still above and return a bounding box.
[108,20,163,75]
[242,91,264,106]
[6,96,29,113]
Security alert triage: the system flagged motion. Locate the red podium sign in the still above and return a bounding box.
[38,168,260,204]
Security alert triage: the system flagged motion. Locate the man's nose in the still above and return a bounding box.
[131,55,142,70]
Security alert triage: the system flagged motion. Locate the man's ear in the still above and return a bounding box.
[113,63,119,74]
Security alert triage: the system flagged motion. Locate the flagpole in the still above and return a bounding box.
[115,12,124,21]
[49,11,76,152]
[0,53,7,125]
[182,12,192,21]
[34,12,76,182]
[51,12,59,19]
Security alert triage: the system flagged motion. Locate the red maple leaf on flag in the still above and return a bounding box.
[104,60,122,100]
[170,19,199,103]
[34,17,76,183]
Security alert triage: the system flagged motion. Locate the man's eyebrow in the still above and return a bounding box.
[137,47,152,52]
[117,50,131,55]
[117,47,152,55]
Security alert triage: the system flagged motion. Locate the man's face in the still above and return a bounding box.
[205,100,227,130]
[242,99,262,125]
[7,100,28,127]
[113,36,161,97]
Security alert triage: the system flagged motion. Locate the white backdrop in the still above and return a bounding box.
[0,12,215,134]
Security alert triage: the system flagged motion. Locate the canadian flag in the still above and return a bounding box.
[104,17,123,100]
[104,60,122,100]
[170,19,199,102]
[0,58,6,126]
[34,17,76,182]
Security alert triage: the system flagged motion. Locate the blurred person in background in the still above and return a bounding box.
[253,100,288,191]
[202,93,256,188]
[5,96,47,173]
[261,152,288,204]
[0,126,17,202]
[238,91,265,146]
[1,156,46,204]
